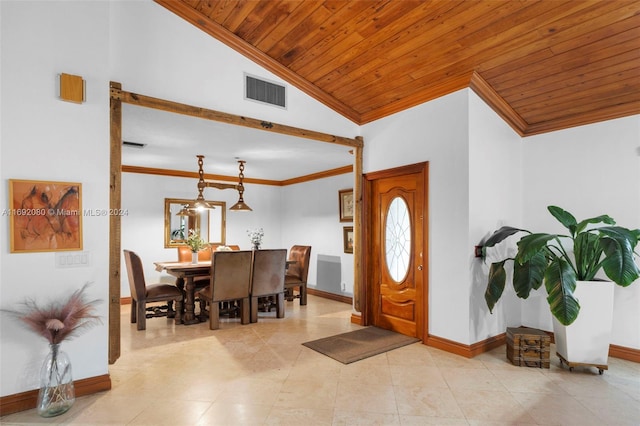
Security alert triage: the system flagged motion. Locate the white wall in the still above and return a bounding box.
[1,1,110,395]
[281,173,356,295]
[362,90,473,344]
[520,116,640,349]
[468,91,523,343]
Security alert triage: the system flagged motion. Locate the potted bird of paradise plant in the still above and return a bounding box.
[480,206,639,372]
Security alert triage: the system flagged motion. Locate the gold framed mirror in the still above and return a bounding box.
[164,198,226,248]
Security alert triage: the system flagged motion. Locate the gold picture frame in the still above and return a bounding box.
[338,188,353,222]
[343,226,354,254]
[9,179,83,253]
[164,198,226,248]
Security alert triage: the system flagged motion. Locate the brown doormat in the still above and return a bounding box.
[302,326,419,364]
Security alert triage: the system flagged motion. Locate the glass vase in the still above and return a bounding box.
[191,252,198,264]
[37,343,75,417]
[252,243,261,250]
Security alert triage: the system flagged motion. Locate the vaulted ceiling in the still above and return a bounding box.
[155,0,639,136]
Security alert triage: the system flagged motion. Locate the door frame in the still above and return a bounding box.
[361,162,429,343]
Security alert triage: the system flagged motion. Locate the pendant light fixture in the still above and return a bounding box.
[193,155,252,212]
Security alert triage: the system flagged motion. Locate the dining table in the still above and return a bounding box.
[154,257,298,325]
[154,261,210,325]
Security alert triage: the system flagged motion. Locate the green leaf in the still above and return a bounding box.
[599,230,640,286]
[573,232,602,280]
[483,226,527,248]
[485,261,507,313]
[599,226,640,248]
[515,233,556,264]
[548,206,577,236]
[544,258,579,325]
[575,214,616,235]
[513,252,547,298]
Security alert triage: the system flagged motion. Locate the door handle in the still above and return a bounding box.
[417,265,423,270]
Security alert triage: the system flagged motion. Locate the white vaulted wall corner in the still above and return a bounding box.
[468,91,523,344]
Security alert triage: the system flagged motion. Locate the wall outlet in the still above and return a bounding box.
[55,251,91,268]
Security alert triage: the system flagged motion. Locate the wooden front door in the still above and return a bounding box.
[367,163,427,339]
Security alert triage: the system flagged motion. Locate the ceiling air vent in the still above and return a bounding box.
[245,74,286,108]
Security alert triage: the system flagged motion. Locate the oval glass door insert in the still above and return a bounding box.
[385,196,411,282]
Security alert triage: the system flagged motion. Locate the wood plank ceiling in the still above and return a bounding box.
[155,0,639,136]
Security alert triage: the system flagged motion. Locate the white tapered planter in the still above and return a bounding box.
[552,280,614,370]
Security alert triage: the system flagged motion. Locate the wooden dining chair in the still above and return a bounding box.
[249,249,287,323]
[196,250,253,329]
[285,245,311,305]
[123,250,183,330]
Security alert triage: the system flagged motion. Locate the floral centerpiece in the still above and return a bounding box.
[2,283,101,417]
[186,229,208,253]
[247,227,264,250]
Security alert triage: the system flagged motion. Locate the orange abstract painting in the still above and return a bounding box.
[8,179,82,252]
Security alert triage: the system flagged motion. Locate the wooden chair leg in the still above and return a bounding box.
[300,284,307,305]
[137,302,146,330]
[208,300,220,330]
[276,293,285,318]
[131,299,137,324]
[250,296,259,323]
[240,298,250,325]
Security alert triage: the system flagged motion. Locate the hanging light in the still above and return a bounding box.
[194,155,252,212]
[175,204,196,216]
[229,160,251,211]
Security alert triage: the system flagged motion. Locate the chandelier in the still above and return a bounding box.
[190,155,252,212]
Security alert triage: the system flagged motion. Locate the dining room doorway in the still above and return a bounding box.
[363,162,428,340]
[108,82,363,363]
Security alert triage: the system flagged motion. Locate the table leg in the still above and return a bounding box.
[182,276,199,325]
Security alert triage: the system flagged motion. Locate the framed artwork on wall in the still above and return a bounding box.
[8,179,83,253]
[343,226,354,254]
[338,188,354,222]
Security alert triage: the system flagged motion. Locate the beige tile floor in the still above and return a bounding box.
[2,295,639,425]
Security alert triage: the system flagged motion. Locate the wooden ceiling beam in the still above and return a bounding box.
[112,86,362,148]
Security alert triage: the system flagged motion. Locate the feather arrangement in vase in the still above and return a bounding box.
[2,282,101,417]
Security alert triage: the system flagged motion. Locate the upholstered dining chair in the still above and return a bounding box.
[196,250,253,329]
[285,245,311,305]
[123,250,183,331]
[185,244,241,318]
[250,249,287,323]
